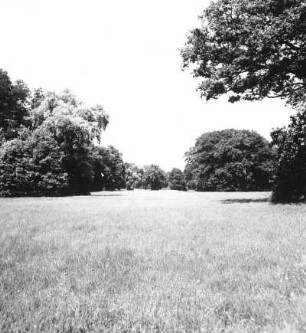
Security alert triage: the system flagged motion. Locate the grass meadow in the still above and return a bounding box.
[1,190,306,333]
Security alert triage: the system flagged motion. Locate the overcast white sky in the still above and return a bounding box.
[1,0,293,171]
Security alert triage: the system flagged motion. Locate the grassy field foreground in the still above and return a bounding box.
[1,190,306,332]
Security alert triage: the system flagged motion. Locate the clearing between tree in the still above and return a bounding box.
[1,190,306,332]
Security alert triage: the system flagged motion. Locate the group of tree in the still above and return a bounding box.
[181,0,306,202]
[2,0,306,202]
[0,74,186,196]
[0,69,125,196]
[124,163,186,191]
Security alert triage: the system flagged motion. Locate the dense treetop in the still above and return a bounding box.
[125,163,143,190]
[91,145,126,191]
[181,0,306,107]
[271,105,306,202]
[167,168,186,191]
[142,164,167,190]
[0,69,129,196]
[185,129,275,191]
[0,69,30,139]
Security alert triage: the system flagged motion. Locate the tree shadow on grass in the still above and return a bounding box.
[90,192,126,197]
[221,198,270,204]
[90,193,125,197]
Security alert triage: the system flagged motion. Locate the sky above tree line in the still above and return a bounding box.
[0,0,293,171]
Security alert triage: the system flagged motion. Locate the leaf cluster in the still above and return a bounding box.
[181,0,306,107]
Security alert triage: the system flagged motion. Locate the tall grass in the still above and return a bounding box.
[1,190,306,332]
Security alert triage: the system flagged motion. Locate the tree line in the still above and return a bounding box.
[1,0,305,202]
[0,64,305,202]
[0,69,125,196]
[0,70,188,195]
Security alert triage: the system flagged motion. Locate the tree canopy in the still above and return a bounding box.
[91,146,126,191]
[185,129,275,191]
[28,90,109,195]
[181,0,306,107]
[271,106,306,203]
[167,168,187,191]
[0,127,68,197]
[142,164,167,190]
[125,163,143,190]
[0,69,30,139]
[0,70,128,196]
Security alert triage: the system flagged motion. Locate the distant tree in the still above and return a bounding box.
[167,168,187,191]
[134,167,145,189]
[91,146,125,191]
[181,0,306,107]
[142,164,167,190]
[125,163,142,190]
[0,69,30,140]
[271,107,306,203]
[0,127,68,197]
[185,129,275,191]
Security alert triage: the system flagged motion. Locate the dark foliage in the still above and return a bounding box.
[91,146,126,191]
[0,69,30,140]
[167,168,187,191]
[0,128,68,197]
[271,107,306,203]
[185,129,275,191]
[0,70,117,196]
[142,164,167,190]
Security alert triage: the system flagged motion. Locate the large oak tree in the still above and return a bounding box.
[185,129,275,191]
[181,0,306,107]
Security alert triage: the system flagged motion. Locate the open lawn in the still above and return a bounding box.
[1,190,306,332]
